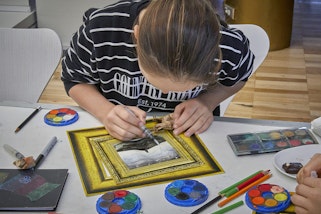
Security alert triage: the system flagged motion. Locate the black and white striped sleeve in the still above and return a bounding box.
[217,26,255,87]
[61,8,99,94]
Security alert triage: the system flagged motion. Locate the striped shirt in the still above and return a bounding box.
[61,0,254,112]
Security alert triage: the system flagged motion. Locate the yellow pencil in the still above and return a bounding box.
[218,173,272,207]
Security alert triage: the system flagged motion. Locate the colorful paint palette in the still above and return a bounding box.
[245,183,291,213]
[96,190,141,214]
[227,128,318,156]
[164,179,208,207]
[44,108,79,126]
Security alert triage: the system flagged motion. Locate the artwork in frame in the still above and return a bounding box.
[67,119,223,196]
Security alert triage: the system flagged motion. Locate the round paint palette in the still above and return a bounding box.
[44,108,79,126]
[245,183,291,213]
[96,190,141,214]
[164,179,208,207]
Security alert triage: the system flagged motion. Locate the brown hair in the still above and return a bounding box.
[135,0,221,84]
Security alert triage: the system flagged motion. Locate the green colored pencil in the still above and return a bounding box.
[211,200,244,214]
[219,170,262,195]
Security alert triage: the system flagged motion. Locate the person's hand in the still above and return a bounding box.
[291,153,321,214]
[296,153,321,183]
[291,176,321,214]
[103,105,146,141]
[172,98,213,137]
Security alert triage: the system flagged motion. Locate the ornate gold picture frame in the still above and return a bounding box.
[67,120,223,196]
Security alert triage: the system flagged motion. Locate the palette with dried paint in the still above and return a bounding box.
[96,190,141,214]
[227,128,318,156]
[245,183,291,213]
[44,108,79,126]
[164,179,208,207]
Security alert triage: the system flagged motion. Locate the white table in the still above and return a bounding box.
[0,103,320,213]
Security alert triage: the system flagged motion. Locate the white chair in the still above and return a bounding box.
[220,24,270,116]
[0,28,62,104]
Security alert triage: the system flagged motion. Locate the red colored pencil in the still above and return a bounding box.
[224,170,270,197]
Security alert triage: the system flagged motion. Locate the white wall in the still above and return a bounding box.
[36,0,118,49]
[0,0,29,7]
[0,0,35,28]
[0,0,35,13]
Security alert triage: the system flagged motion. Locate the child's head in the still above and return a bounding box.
[134,0,221,92]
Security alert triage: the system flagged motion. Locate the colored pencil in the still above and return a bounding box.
[191,170,263,214]
[15,106,42,133]
[218,173,272,207]
[191,195,223,214]
[224,170,270,197]
[219,170,262,195]
[211,200,244,214]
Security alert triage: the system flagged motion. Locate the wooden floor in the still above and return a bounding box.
[224,0,321,122]
[39,0,321,123]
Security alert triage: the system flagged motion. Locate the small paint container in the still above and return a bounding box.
[294,129,307,136]
[164,179,208,207]
[302,138,314,144]
[289,139,302,147]
[96,190,141,214]
[282,130,295,138]
[44,108,78,126]
[245,183,291,213]
[269,132,282,140]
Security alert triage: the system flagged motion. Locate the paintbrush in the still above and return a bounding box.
[124,106,160,145]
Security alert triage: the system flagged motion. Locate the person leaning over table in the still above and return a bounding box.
[61,0,254,141]
[291,153,321,214]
